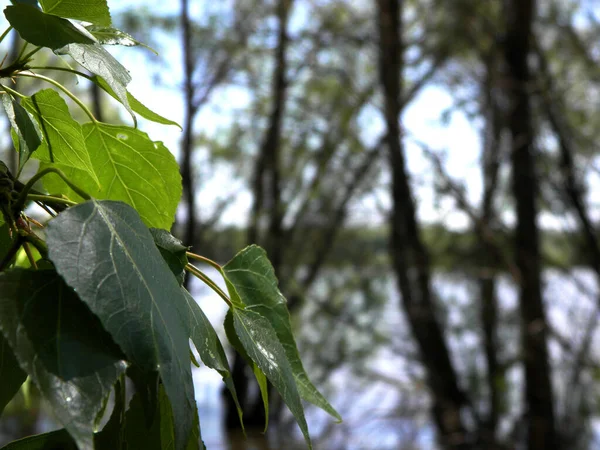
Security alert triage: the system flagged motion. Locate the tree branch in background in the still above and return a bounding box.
[534,38,600,444]
[476,50,504,448]
[376,0,472,448]
[179,0,249,281]
[230,0,295,431]
[180,0,198,287]
[503,1,558,448]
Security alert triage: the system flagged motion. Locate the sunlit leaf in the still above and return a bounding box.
[223,245,341,421]
[5,4,94,49]
[56,43,133,121]
[42,123,181,229]
[0,269,126,450]
[224,310,268,430]
[92,75,181,129]
[85,25,157,54]
[229,307,312,449]
[2,96,42,170]
[21,89,99,185]
[39,0,111,26]
[46,200,197,450]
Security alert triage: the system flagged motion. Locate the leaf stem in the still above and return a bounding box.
[0,83,25,99]
[20,46,42,63]
[0,27,12,46]
[27,66,93,81]
[16,41,29,62]
[186,252,222,271]
[14,167,91,214]
[22,242,37,269]
[16,72,97,122]
[185,263,232,307]
[27,194,77,207]
[22,230,47,259]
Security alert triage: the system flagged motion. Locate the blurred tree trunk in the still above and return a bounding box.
[180,0,199,281]
[226,0,294,432]
[477,51,503,449]
[535,38,600,446]
[503,0,558,448]
[376,0,471,448]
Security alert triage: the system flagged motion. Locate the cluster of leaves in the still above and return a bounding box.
[0,1,340,449]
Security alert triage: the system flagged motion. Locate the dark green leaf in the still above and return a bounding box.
[123,385,203,450]
[0,333,26,417]
[46,200,197,450]
[5,5,94,49]
[182,290,244,429]
[85,25,157,54]
[94,379,126,450]
[41,123,181,229]
[56,43,133,121]
[0,429,77,450]
[151,229,188,286]
[0,223,12,262]
[10,1,39,7]
[230,307,311,448]
[2,96,42,170]
[21,89,99,185]
[91,75,181,129]
[39,0,111,26]
[224,310,268,430]
[0,269,126,450]
[126,365,159,428]
[223,245,341,421]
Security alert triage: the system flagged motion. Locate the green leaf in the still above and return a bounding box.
[10,1,39,7]
[0,429,77,450]
[2,96,42,170]
[94,379,126,450]
[21,89,99,185]
[224,310,268,431]
[182,289,244,429]
[91,75,181,129]
[123,385,203,450]
[0,333,27,417]
[150,228,189,286]
[85,25,157,54]
[39,0,111,26]
[56,43,133,121]
[4,4,94,49]
[223,245,341,421]
[126,365,160,428]
[0,269,126,450]
[229,307,312,449]
[42,123,181,229]
[46,200,197,450]
[0,223,12,262]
